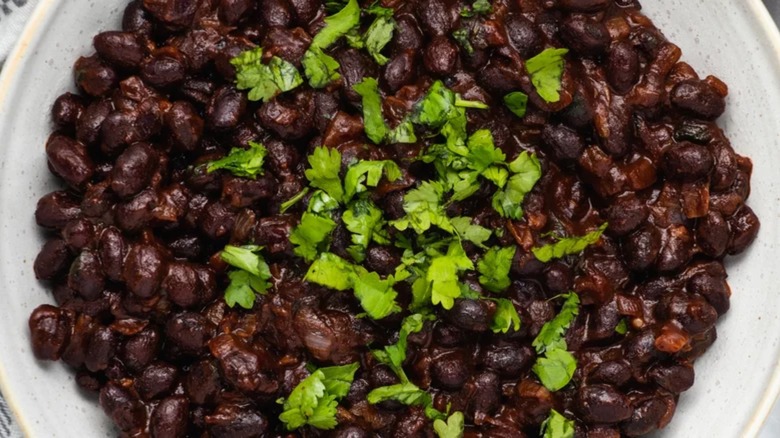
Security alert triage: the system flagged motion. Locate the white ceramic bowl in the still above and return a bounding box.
[1,1,779,436]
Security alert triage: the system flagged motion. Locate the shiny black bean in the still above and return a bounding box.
[142,0,198,28]
[560,16,610,56]
[136,362,179,400]
[74,56,117,97]
[383,50,416,92]
[671,79,726,120]
[649,363,695,394]
[688,271,731,315]
[165,311,214,356]
[115,189,157,232]
[576,384,633,423]
[76,99,113,145]
[122,1,153,35]
[94,31,145,69]
[424,36,458,76]
[589,360,632,387]
[46,134,94,189]
[257,91,315,140]
[663,142,714,181]
[608,40,640,94]
[141,49,188,88]
[68,250,106,301]
[606,194,649,236]
[623,225,662,272]
[120,328,160,372]
[34,239,72,281]
[445,299,492,332]
[123,243,166,298]
[432,350,470,390]
[150,396,189,438]
[184,360,222,405]
[392,14,424,52]
[28,305,73,361]
[99,381,147,432]
[205,404,268,437]
[85,325,119,372]
[110,142,157,198]
[727,205,760,255]
[506,14,542,57]
[417,0,455,36]
[482,344,534,378]
[206,86,247,130]
[51,92,85,128]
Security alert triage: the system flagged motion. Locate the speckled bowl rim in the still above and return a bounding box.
[1,0,780,436]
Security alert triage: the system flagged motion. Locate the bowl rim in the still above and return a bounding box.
[1,0,780,436]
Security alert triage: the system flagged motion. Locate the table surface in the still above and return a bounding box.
[1,1,780,437]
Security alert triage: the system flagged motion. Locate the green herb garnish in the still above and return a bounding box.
[278,363,359,430]
[206,141,268,178]
[531,223,608,263]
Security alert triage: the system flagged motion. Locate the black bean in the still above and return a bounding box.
[206,86,247,130]
[589,360,632,387]
[136,362,179,400]
[34,239,72,281]
[663,142,714,181]
[542,124,585,161]
[123,243,167,298]
[468,372,501,423]
[122,1,153,35]
[560,16,610,56]
[115,189,157,232]
[110,142,157,198]
[445,299,492,332]
[432,350,470,390]
[46,134,94,189]
[621,395,672,436]
[142,0,198,28]
[166,311,214,356]
[35,191,82,230]
[417,0,455,36]
[28,305,73,361]
[85,325,119,372]
[74,56,117,97]
[607,40,640,94]
[94,31,145,69]
[392,14,424,53]
[671,79,726,120]
[658,292,718,335]
[649,363,695,394]
[99,381,147,432]
[150,396,189,438]
[623,225,662,272]
[51,93,85,129]
[219,0,254,24]
[727,205,760,255]
[576,384,633,423]
[478,57,523,95]
[141,48,188,88]
[257,92,315,140]
[335,48,378,103]
[688,271,731,315]
[656,225,694,273]
[184,360,223,405]
[260,0,293,27]
[120,328,160,372]
[605,194,649,236]
[424,36,458,76]
[205,404,268,437]
[506,14,542,57]
[482,344,534,378]
[383,50,417,93]
[68,249,106,301]
[76,99,113,145]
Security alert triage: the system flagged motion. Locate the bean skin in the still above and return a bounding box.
[34,239,72,281]
[727,205,760,255]
[150,396,189,438]
[111,142,158,198]
[99,381,147,432]
[68,249,106,301]
[166,101,204,152]
[28,305,73,361]
[46,134,94,190]
[94,31,145,69]
[671,79,726,120]
[123,243,167,298]
[74,56,117,97]
[51,92,85,128]
[608,40,640,94]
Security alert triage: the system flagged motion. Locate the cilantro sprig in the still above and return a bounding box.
[302,0,361,88]
[478,246,516,292]
[206,141,268,178]
[278,363,359,430]
[220,245,272,309]
[526,48,569,103]
[542,409,576,438]
[532,293,580,391]
[531,223,608,262]
[231,48,303,102]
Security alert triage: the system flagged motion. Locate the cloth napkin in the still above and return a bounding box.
[1,1,780,437]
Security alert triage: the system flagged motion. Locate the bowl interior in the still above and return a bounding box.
[0,0,779,436]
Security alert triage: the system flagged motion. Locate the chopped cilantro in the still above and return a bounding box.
[310,0,360,50]
[353,78,389,143]
[388,119,418,144]
[504,91,529,118]
[364,7,395,65]
[433,411,465,438]
[206,141,268,178]
[451,216,492,248]
[302,48,341,89]
[367,382,432,406]
[392,181,454,234]
[428,241,474,309]
[308,190,341,214]
[373,313,433,379]
[460,0,492,17]
[278,363,359,430]
[532,293,580,391]
[280,188,310,213]
[526,48,569,103]
[305,253,401,319]
[305,147,344,203]
[452,28,474,55]
[531,223,608,263]
[492,151,542,219]
[615,318,629,335]
[343,199,390,262]
[220,245,272,309]
[290,212,337,262]
[541,409,576,438]
[344,159,402,202]
[231,48,303,102]
[477,246,516,292]
[491,298,521,334]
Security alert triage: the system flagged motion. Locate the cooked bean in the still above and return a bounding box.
[68,249,106,301]
[123,243,167,298]
[671,79,726,120]
[29,305,73,361]
[74,56,117,97]
[150,396,189,438]
[559,0,609,12]
[608,40,640,94]
[424,36,458,76]
[432,350,470,390]
[46,134,94,189]
[166,311,214,356]
[206,86,247,130]
[257,91,315,140]
[576,384,633,423]
[99,381,146,432]
[727,205,760,255]
[85,325,119,372]
[136,362,179,400]
[94,32,145,69]
[34,239,72,281]
[141,49,187,88]
[205,404,268,437]
[51,92,85,128]
[383,50,417,92]
[122,1,153,35]
[561,16,610,56]
[110,142,157,198]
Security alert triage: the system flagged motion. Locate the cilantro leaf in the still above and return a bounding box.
[305,147,344,202]
[353,271,401,319]
[428,241,474,309]
[310,0,360,50]
[392,181,453,234]
[504,91,529,118]
[532,293,580,392]
[291,212,337,262]
[526,48,569,103]
[279,363,358,431]
[302,47,341,89]
[453,28,474,55]
[615,318,629,335]
[308,190,341,214]
[280,187,310,213]
[305,253,401,319]
[451,216,492,248]
[231,48,303,102]
[541,409,576,438]
[353,78,389,143]
[305,252,356,290]
[533,293,580,354]
[221,245,272,309]
[412,81,458,128]
[373,313,432,379]
[343,199,390,262]
[367,382,432,406]
[364,12,395,65]
[492,151,542,219]
[344,160,402,202]
[388,119,418,144]
[460,0,492,17]
[491,298,521,334]
[206,141,268,178]
[477,246,516,292]
[433,411,465,438]
[466,130,505,173]
[531,223,608,263]
[533,348,577,392]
